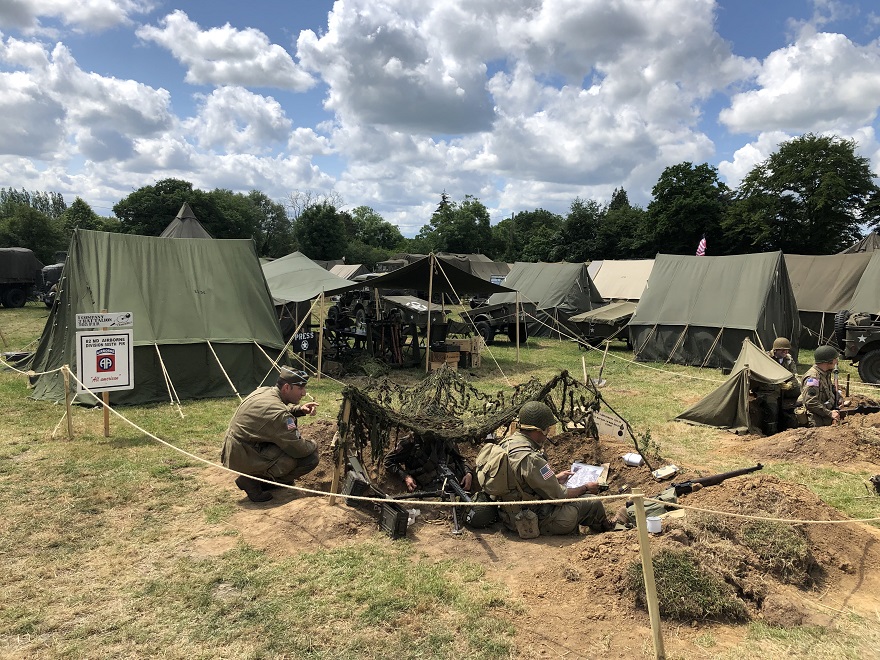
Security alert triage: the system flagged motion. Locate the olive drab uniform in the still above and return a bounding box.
[492,431,608,535]
[754,351,800,434]
[221,385,319,482]
[383,434,472,490]
[796,366,837,427]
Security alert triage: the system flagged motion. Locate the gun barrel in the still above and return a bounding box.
[691,464,763,488]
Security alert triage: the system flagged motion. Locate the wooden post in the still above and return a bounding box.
[101,311,110,437]
[597,340,610,383]
[329,398,351,505]
[581,355,588,384]
[515,292,521,363]
[425,253,435,373]
[317,292,324,380]
[632,490,666,660]
[63,365,74,440]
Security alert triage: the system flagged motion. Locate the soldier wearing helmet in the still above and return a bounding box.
[795,346,841,427]
[488,401,626,537]
[753,337,801,435]
[221,367,320,502]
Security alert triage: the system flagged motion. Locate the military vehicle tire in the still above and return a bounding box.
[355,307,366,326]
[4,287,26,308]
[858,348,880,385]
[834,309,850,348]
[475,321,495,345]
[506,322,527,345]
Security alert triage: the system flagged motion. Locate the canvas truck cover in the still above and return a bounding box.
[29,230,284,405]
[629,252,799,369]
[785,253,872,347]
[847,251,880,314]
[675,338,795,433]
[0,247,43,281]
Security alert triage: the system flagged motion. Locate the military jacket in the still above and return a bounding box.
[221,386,315,474]
[383,435,471,488]
[502,431,569,502]
[754,352,800,395]
[771,352,798,378]
[797,365,836,424]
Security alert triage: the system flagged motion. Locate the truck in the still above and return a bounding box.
[0,247,43,308]
[836,309,880,384]
[459,300,531,345]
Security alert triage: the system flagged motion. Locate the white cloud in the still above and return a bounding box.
[0,0,152,34]
[184,87,292,154]
[136,10,315,91]
[720,32,880,134]
[716,131,792,188]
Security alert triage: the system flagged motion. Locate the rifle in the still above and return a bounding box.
[438,464,472,534]
[838,403,880,419]
[671,464,763,497]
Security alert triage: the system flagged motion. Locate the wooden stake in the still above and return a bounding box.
[101,311,110,437]
[598,340,610,381]
[63,365,74,440]
[632,490,666,660]
[425,253,435,373]
[329,398,351,505]
[317,292,324,380]
[515,292,521,363]
[581,355,588,384]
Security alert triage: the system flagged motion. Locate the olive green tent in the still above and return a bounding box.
[839,231,880,254]
[848,251,880,315]
[485,262,604,337]
[28,230,284,405]
[784,253,872,348]
[159,202,212,239]
[675,338,795,434]
[629,252,800,369]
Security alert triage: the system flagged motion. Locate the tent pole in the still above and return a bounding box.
[516,292,521,363]
[425,253,435,373]
[317,292,324,380]
[63,365,74,440]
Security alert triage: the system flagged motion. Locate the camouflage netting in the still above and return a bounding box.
[337,367,601,462]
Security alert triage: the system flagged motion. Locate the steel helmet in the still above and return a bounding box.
[814,345,838,364]
[517,401,557,431]
[772,337,792,350]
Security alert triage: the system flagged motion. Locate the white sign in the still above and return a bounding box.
[76,330,135,393]
[76,312,134,329]
[592,410,627,439]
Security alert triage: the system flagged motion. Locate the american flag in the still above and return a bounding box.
[539,464,555,480]
[696,236,707,256]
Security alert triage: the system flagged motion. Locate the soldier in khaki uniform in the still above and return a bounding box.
[494,401,626,536]
[754,337,801,434]
[796,345,840,427]
[221,367,320,502]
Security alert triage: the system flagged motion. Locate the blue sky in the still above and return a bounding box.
[1,0,879,236]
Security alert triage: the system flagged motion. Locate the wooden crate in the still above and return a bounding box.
[429,360,458,372]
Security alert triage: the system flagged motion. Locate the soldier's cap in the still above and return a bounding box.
[278,367,309,386]
[814,345,838,364]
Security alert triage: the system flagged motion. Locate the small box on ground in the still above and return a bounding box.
[378,501,409,539]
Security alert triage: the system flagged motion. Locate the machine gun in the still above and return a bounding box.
[438,464,472,534]
[671,463,763,497]
[838,403,880,419]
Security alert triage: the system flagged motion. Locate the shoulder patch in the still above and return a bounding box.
[539,464,555,480]
[805,377,819,388]
[286,416,296,430]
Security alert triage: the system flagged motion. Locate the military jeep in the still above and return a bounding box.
[836,309,880,383]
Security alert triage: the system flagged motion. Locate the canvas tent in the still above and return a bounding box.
[675,339,795,434]
[629,252,800,369]
[159,202,212,239]
[839,231,880,254]
[29,230,284,405]
[784,253,872,348]
[591,259,654,301]
[848,251,880,314]
[330,263,370,280]
[485,262,604,337]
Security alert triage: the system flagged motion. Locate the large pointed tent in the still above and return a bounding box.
[484,262,604,337]
[629,252,800,369]
[675,339,796,434]
[29,230,284,405]
[159,203,212,239]
[848,251,880,314]
[784,253,872,348]
[839,231,880,254]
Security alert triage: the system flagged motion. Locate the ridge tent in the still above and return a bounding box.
[848,251,880,314]
[629,252,800,369]
[784,253,872,348]
[485,261,604,338]
[675,338,795,434]
[839,231,880,254]
[330,263,370,280]
[29,230,284,405]
[159,202,212,239]
[591,259,655,301]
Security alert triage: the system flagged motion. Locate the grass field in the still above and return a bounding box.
[1,303,878,659]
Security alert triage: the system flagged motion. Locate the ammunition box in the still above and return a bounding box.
[342,469,371,507]
[378,501,409,539]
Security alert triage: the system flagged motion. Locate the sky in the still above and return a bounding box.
[1,1,880,237]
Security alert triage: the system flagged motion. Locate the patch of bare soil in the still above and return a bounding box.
[199,419,880,659]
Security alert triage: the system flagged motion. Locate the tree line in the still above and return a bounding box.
[2,133,878,266]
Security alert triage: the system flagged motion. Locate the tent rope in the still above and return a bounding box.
[154,343,185,418]
[207,340,243,402]
[664,324,690,365]
[634,322,657,358]
[700,327,724,368]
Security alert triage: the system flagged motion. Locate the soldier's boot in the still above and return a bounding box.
[763,422,778,436]
[235,475,273,502]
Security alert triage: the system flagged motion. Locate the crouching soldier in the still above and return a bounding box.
[795,345,840,427]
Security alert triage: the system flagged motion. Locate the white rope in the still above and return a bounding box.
[207,340,243,402]
[153,343,185,418]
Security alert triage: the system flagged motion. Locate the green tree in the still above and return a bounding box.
[552,197,604,262]
[243,190,293,257]
[599,188,652,258]
[112,179,200,235]
[0,188,66,219]
[492,209,563,262]
[0,205,66,262]
[348,206,404,250]
[295,203,347,260]
[60,197,107,235]
[647,163,731,254]
[722,133,880,254]
[418,194,493,255]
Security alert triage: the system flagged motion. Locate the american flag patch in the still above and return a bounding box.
[805,377,819,388]
[539,464,555,480]
[286,416,296,430]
